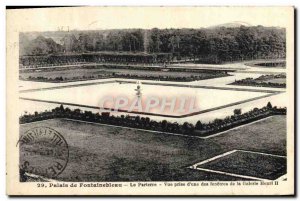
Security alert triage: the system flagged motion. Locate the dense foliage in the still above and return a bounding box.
[20,26,286,63]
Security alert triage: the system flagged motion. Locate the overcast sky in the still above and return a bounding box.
[7,7,293,32]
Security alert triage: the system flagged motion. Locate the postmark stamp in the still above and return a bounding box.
[18,127,69,181]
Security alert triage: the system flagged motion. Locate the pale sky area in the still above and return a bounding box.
[7,6,293,32]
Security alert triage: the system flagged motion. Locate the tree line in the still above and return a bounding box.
[20,26,286,63]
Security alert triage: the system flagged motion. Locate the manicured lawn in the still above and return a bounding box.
[198,150,286,180]
[19,115,286,181]
[19,67,227,82]
[267,78,286,84]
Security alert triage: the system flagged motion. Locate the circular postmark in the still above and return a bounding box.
[18,127,69,180]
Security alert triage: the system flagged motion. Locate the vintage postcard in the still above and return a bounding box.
[6,6,294,195]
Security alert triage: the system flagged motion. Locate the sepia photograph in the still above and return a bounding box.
[6,6,295,195]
